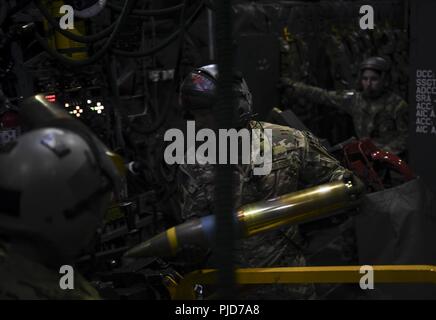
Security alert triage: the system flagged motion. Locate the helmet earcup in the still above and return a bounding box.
[180,64,253,125]
[0,128,113,261]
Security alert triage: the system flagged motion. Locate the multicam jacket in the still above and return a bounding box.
[0,243,100,300]
[178,121,350,299]
[285,82,409,155]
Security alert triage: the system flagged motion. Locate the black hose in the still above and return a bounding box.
[130,0,189,134]
[33,0,116,43]
[111,1,204,58]
[33,0,137,67]
[214,0,236,299]
[106,1,184,16]
[7,0,33,17]
[108,55,126,150]
[0,2,8,27]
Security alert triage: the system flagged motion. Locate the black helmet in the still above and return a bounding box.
[179,64,253,124]
[0,127,120,262]
[359,56,390,73]
[358,56,392,94]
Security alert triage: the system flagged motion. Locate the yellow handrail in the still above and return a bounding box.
[172,265,436,299]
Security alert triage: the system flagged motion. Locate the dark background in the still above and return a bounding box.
[409,0,436,196]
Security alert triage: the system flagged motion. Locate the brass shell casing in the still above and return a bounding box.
[237,180,360,237]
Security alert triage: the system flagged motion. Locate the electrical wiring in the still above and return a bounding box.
[130,0,189,134]
[33,0,116,43]
[111,1,204,58]
[33,0,136,67]
[6,0,33,18]
[34,0,187,44]
[33,0,203,66]
[106,1,184,16]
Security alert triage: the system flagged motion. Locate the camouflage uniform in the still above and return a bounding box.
[284,82,409,155]
[178,121,350,299]
[0,242,100,300]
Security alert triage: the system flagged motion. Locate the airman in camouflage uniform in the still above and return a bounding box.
[281,56,408,155]
[0,105,121,300]
[177,65,354,299]
[0,242,100,300]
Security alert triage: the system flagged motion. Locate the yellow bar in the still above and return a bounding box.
[173,265,436,299]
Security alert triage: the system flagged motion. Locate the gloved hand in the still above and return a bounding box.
[277,77,297,93]
[343,171,366,198]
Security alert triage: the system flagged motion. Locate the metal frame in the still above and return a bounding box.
[172,265,436,299]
